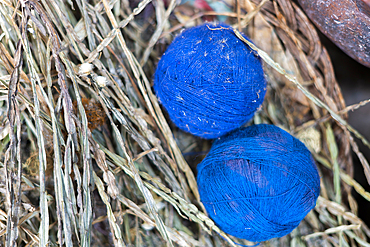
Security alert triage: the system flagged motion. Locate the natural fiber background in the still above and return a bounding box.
[0,0,370,246]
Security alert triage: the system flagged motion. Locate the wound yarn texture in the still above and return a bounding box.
[154,23,266,139]
[197,124,320,242]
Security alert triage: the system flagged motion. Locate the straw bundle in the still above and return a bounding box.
[0,0,369,246]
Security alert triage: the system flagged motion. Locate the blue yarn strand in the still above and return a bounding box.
[154,23,266,139]
[197,124,320,242]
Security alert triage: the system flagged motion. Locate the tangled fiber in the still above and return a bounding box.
[197,124,320,242]
[154,23,266,139]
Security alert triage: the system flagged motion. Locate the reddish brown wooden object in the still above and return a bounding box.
[298,0,370,67]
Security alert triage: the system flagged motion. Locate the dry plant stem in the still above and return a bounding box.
[317,197,362,225]
[99,88,173,246]
[232,0,270,29]
[22,1,85,246]
[101,146,238,247]
[303,224,361,240]
[115,192,196,247]
[85,0,153,64]
[89,76,184,197]
[314,153,370,203]
[90,41,170,175]
[24,0,76,141]
[60,52,92,247]
[325,124,342,218]
[237,0,242,31]
[341,98,370,114]
[18,10,50,246]
[5,39,22,247]
[45,38,72,245]
[44,0,84,62]
[79,0,96,51]
[295,97,370,134]
[93,171,126,246]
[140,0,177,66]
[101,4,172,245]
[86,5,179,245]
[101,0,199,203]
[343,128,370,187]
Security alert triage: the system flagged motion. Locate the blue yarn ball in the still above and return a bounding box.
[154,23,266,139]
[197,124,320,242]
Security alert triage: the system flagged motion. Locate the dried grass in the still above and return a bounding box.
[0,0,370,246]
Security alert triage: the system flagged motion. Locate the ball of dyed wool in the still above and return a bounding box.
[197,124,320,242]
[154,23,266,139]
